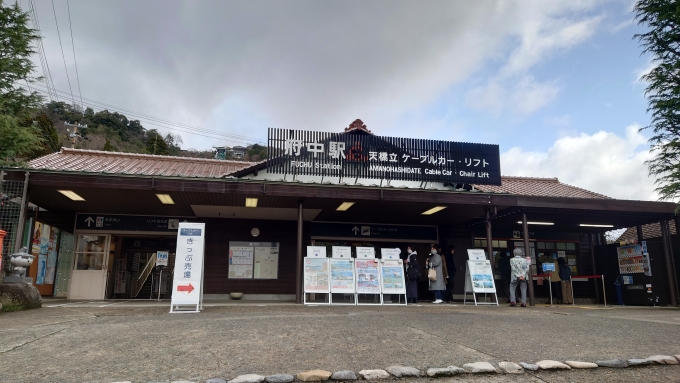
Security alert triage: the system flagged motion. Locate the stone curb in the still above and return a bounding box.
[116,355,680,382]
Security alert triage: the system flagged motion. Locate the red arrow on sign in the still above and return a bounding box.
[177,283,194,293]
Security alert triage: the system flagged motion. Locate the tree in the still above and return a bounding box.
[145,129,169,155]
[102,138,117,152]
[32,112,59,155]
[635,0,680,201]
[0,115,42,165]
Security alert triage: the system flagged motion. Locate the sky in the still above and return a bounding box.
[19,0,659,201]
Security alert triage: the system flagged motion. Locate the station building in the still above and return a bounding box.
[0,121,678,306]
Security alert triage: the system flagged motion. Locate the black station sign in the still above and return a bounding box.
[76,214,183,231]
[311,222,438,242]
[266,128,501,185]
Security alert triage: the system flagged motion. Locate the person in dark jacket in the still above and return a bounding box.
[558,257,573,304]
[444,245,457,302]
[404,244,420,303]
[498,251,512,303]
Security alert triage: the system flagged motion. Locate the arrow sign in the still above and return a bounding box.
[352,226,359,235]
[177,283,194,293]
[84,217,94,227]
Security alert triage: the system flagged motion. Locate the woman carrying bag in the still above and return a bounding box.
[427,244,446,304]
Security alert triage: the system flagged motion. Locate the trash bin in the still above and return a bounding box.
[614,275,623,305]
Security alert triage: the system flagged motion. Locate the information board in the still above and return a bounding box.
[228,242,279,279]
[356,260,381,294]
[332,246,352,258]
[228,243,254,279]
[304,257,330,293]
[467,249,486,260]
[156,251,169,267]
[330,259,355,293]
[307,246,327,258]
[380,260,406,294]
[170,222,205,312]
[254,244,279,279]
[465,260,496,293]
[356,247,375,259]
[380,248,401,260]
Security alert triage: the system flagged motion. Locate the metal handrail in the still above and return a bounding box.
[132,253,157,298]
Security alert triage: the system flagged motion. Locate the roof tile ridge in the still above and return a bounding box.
[61,147,256,166]
[501,175,559,183]
[553,180,611,199]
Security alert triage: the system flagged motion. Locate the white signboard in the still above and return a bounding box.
[307,246,327,258]
[380,260,406,294]
[229,243,254,279]
[356,247,376,259]
[332,246,352,259]
[467,249,486,261]
[356,260,381,293]
[465,260,496,293]
[304,257,330,293]
[330,259,355,293]
[254,244,279,279]
[380,248,401,260]
[156,251,169,267]
[170,222,205,312]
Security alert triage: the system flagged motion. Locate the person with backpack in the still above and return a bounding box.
[404,244,420,303]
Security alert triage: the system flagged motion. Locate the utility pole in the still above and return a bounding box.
[64,122,87,149]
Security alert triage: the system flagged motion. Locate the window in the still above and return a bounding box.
[566,243,576,250]
[557,242,566,250]
[74,235,109,271]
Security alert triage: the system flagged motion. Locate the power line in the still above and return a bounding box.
[51,0,76,106]
[66,0,84,111]
[28,0,58,101]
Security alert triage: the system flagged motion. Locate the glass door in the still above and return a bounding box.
[54,232,75,297]
[68,235,110,300]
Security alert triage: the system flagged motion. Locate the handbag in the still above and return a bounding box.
[428,267,437,281]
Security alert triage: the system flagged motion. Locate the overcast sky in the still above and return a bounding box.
[20,0,657,201]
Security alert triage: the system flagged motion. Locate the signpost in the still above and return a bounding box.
[169,223,205,313]
[463,250,498,306]
[156,251,168,301]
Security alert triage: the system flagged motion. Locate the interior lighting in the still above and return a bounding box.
[336,202,355,211]
[421,206,447,215]
[57,190,85,201]
[516,221,554,225]
[245,198,258,208]
[156,194,175,205]
[579,224,614,228]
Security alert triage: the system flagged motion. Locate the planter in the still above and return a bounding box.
[230,292,244,300]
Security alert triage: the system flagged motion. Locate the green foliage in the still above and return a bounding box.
[145,129,170,155]
[635,0,680,201]
[0,114,43,165]
[102,138,117,152]
[246,143,267,161]
[33,112,59,155]
[0,1,43,117]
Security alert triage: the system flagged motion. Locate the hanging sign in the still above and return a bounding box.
[310,222,438,242]
[464,260,496,293]
[330,259,355,293]
[307,246,327,258]
[169,222,205,313]
[76,214,182,231]
[380,260,406,294]
[303,257,330,293]
[156,251,169,267]
[266,128,501,184]
[356,247,375,259]
[380,248,401,260]
[355,260,381,294]
[332,246,352,259]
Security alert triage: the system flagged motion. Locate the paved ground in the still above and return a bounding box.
[0,300,679,382]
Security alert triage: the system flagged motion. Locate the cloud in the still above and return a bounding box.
[28,0,611,148]
[465,76,559,116]
[501,125,657,201]
[633,61,659,84]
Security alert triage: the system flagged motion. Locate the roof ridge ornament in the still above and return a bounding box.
[343,119,373,134]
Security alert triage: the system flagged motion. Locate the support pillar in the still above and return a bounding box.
[522,213,535,306]
[295,200,304,304]
[14,172,30,253]
[589,233,601,304]
[664,221,680,301]
[485,219,494,276]
[660,220,678,306]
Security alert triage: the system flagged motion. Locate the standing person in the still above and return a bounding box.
[498,251,512,303]
[427,244,446,304]
[509,248,530,307]
[444,245,457,302]
[404,245,420,303]
[543,257,562,304]
[558,257,573,304]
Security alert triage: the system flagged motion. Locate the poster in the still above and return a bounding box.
[467,249,486,260]
[330,259,355,293]
[31,222,60,286]
[304,257,329,293]
[355,260,380,293]
[355,247,375,259]
[380,260,405,294]
[332,246,352,259]
[254,244,279,279]
[568,258,577,265]
[557,251,566,258]
[229,242,280,279]
[307,246,327,258]
[465,260,496,293]
[228,243,254,279]
[380,248,401,260]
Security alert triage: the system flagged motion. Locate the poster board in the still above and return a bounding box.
[380,260,406,294]
[307,246,327,258]
[465,260,496,293]
[330,259,355,293]
[228,242,279,279]
[380,248,401,260]
[356,247,375,259]
[467,249,486,261]
[170,222,205,313]
[355,260,381,293]
[303,257,330,293]
[332,246,352,259]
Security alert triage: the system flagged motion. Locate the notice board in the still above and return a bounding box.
[356,260,381,294]
[304,257,330,293]
[380,260,406,294]
[330,259,355,293]
[464,260,496,293]
[229,242,279,279]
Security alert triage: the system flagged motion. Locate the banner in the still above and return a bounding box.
[170,222,205,311]
[304,257,330,293]
[330,259,355,293]
[380,260,406,294]
[356,260,381,294]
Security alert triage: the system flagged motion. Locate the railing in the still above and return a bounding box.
[132,253,157,298]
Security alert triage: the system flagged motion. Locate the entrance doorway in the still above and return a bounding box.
[69,235,111,300]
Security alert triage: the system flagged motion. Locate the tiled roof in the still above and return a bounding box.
[474,176,610,199]
[617,220,677,242]
[28,148,256,178]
